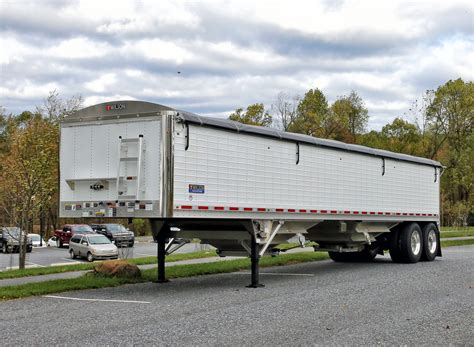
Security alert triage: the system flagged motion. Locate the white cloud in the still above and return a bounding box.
[85,73,117,92]
[48,37,108,59]
[0,0,472,131]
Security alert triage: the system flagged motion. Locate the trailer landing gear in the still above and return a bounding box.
[247,235,264,288]
[157,233,169,283]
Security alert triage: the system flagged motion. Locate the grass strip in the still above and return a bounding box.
[441,238,474,247]
[441,226,474,233]
[0,252,329,301]
[440,230,474,238]
[0,250,217,280]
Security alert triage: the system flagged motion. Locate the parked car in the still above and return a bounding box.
[47,236,58,247]
[54,224,95,248]
[28,233,46,248]
[69,234,118,262]
[0,227,32,253]
[91,224,135,247]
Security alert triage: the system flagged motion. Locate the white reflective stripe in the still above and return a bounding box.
[44,295,150,304]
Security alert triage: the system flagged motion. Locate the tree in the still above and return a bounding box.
[330,91,368,143]
[0,118,59,268]
[424,79,474,224]
[36,90,83,124]
[289,88,331,137]
[229,103,272,127]
[380,118,423,155]
[271,92,300,131]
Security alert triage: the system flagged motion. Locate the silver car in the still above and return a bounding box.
[69,234,118,262]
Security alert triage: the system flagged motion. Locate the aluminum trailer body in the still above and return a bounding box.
[60,101,443,286]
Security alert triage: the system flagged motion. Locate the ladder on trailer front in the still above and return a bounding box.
[116,135,144,201]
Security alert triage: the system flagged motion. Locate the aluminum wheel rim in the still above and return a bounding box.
[427,229,437,254]
[411,231,421,255]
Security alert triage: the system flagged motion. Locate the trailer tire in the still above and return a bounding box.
[398,222,423,263]
[421,223,439,261]
[388,228,403,263]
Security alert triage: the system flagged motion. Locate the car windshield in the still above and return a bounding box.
[4,227,20,237]
[30,235,40,241]
[73,225,93,233]
[88,235,112,245]
[104,224,127,234]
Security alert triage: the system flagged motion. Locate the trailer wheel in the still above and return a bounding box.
[394,223,423,263]
[421,223,439,261]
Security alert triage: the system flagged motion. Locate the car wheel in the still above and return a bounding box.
[69,249,76,259]
[129,241,134,247]
[27,247,32,253]
[421,223,439,261]
[87,252,94,262]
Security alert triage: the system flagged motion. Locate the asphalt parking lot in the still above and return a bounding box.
[0,242,211,270]
[0,245,472,345]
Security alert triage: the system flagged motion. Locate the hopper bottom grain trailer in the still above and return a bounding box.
[60,101,443,287]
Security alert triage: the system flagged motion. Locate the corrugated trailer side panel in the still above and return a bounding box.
[173,123,439,218]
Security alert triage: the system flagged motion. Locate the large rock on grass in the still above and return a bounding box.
[93,260,141,279]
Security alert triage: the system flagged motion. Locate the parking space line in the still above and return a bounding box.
[44,295,150,304]
[239,272,315,277]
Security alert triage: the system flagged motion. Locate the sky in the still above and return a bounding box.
[0,0,473,130]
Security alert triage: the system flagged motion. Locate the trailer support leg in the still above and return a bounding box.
[247,235,264,288]
[157,230,169,283]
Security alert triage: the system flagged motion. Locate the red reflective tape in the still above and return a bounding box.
[243,207,253,212]
[276,208,284,212]
[320,210,328,214]
[299,209,307,213]
[415,213,420,216]
[353,211,359,215]
[330,210,337,214]
[385,212,391,215]
[288,209,296,213]
[310,210,318,213]
[229,207,239,211]
[377,212,383,215]
[257,208,266,212]
[361,211,367,215]
[422,213,427,216]
[214,206,225,211]
[344,211,351,214]
[181,205,193,209]
[428,213,432,216]
[198,206,209,210]
[396,213,401,215]
[370,212,375,215]
[409,213,414,216]
[402,213,408,216]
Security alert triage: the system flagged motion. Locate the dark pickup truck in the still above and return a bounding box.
[0,227,32,253]
[54,224,94,248]
[91,224,135,247]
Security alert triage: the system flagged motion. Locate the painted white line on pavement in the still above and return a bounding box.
[44,295,150,304]
[239,272,315,277]
[50,262,81,266]
[26,262,45,268]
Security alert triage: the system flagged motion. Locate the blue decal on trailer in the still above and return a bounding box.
[189,184,205,194]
